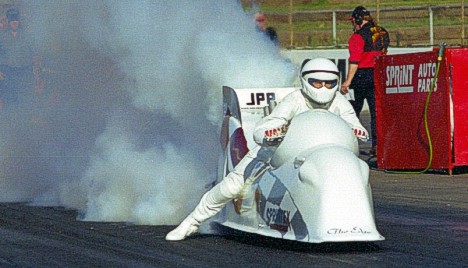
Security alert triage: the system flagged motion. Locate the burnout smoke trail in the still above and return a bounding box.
[0,1,295,225]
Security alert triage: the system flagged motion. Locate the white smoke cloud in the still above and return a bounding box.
[0,0,295,224]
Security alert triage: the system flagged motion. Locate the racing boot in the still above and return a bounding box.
[165,213,200,241]
[165,170,245,241]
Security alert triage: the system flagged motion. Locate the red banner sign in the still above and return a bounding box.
[374,50,452,170]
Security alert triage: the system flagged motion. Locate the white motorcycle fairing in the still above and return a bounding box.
[214,86,384,243]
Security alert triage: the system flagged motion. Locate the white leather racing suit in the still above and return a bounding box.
[188,90,368,225]
[253,90,367,143]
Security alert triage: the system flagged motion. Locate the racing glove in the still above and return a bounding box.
[263,125,288,146]
[353,128,369,142]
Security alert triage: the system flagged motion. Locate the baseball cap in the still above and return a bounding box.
[6,7,20,21]
[348,6,370,21]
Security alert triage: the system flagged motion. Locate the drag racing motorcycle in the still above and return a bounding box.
[213,86,385,243]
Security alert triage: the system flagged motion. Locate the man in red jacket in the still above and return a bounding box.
[341,6,389,156]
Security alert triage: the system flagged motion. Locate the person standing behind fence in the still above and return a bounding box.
[255,12,279,46]
[341,6,389,156]
[0,6,44,109]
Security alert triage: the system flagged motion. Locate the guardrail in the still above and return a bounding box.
[265,4,468,48]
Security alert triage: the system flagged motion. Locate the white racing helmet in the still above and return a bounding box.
[300,58,341,104]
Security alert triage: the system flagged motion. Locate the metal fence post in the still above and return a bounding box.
[429,7,434,45]
[462,0,465,45]
[333,11,337,46]
[289,0,293,47]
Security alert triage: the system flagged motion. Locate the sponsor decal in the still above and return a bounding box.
[385,62,438,94]
[385,64,415,94]
[327,227,371,235]
[417,62,438,92]
[265,206,291,232]
[246,92,275,106]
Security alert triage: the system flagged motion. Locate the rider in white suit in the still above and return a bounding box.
[166,58,369,241]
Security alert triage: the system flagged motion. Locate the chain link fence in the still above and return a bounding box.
[267,4,467,48]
